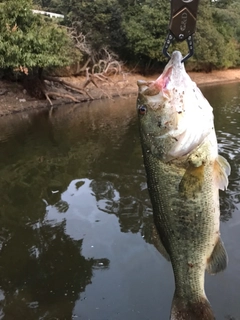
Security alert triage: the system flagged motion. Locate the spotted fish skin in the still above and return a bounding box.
[137,51,230,320]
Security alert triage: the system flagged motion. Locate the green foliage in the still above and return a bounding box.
[0,0,79,72]
[121,0,169,61]
[191,0,240,69]
[213,0,234,9]
[32,0,240,71]
[66,0,125,53]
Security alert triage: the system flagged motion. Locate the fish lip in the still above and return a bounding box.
[137,80,154,93]
[155,51,185,86]
[137,51,185,96]
[162,51,183,74]
[169,51,183,68]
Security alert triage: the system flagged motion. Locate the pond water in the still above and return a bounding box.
[0,82,239,320]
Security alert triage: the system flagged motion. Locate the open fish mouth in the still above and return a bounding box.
[137,50,217,160]
[138,51,187,98]
[137,67,173,97]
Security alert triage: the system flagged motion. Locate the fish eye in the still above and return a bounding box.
[139,105,147,115]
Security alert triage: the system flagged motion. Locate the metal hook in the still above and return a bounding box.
[162,32,174,61]
[181,36,194,63]
[163,0,199,63]
[162,34,194,63]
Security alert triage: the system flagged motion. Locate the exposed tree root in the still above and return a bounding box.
[44,75,94,100]
[44,91,81,106]
[22,40,126,106]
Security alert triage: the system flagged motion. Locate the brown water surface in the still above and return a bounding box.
[0,83,239,320]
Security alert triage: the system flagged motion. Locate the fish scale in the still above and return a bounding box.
[143,144,215,286]
[137,51,230,320]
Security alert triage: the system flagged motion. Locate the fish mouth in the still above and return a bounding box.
[137,51,185,96]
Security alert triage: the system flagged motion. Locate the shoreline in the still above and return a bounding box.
[0,69,240,117]
[189,69,240,86]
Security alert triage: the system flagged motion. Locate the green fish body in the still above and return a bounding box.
[137,51,230,320]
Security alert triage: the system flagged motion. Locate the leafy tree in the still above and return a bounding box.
[20,0,240,70]
[0,0,79,72]
[121,0,168,57]
[213,0,234,9]
[65,0,125,53]
[189,0,240,69]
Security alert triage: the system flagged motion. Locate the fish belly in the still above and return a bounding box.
[142,145,218,299]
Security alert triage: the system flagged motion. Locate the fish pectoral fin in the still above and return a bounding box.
[179,164,204,198]
[206,237,228,274]
[214,155,231,191]
[152,224,170,261]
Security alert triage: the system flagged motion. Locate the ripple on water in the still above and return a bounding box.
[217,130,240,221]
[0,87,239,319]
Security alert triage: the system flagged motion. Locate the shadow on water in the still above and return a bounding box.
[0,84,239,319]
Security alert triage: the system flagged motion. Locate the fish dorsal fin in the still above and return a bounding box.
[206,237,228,274]
[214,155,231,191]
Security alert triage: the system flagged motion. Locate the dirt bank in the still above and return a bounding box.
[0,69,240,117]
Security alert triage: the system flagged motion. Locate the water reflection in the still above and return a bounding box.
[0,86,239,319]
[0,217,109,319]
[0,98,155,319]
[202,83,240,222]
[0,172,111,319]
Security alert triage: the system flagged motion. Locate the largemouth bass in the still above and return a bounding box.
[137,51,230,320]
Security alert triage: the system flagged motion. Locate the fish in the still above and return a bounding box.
[137,51,231,320]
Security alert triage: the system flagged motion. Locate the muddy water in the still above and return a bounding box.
[0,82,239,320]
